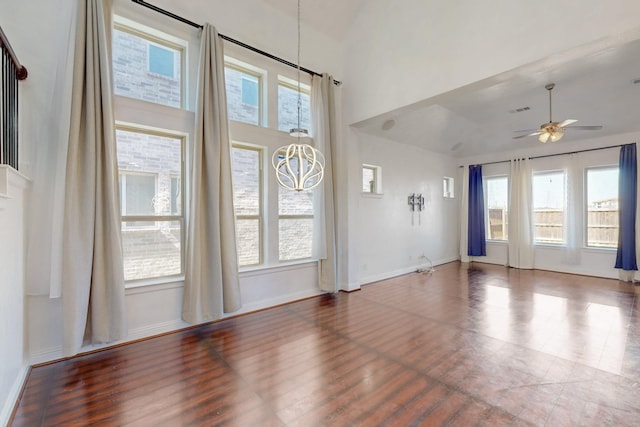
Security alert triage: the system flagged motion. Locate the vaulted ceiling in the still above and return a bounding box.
[267,0,640,158]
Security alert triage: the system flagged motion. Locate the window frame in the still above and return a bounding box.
[362,164,382,194]
[224,59,265,126]
[532,169,567,246]
[484,175,509,242]
[231,143,264,267]
[443,176,455,199]
[116,125,186,284]
[113,19,187,109]
[277,75,311,133]
[585,165,619,249]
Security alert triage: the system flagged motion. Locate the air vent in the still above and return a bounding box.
[509,106,531,114]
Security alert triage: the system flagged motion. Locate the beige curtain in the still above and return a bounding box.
[507,159,534,269]
[459,165,470,263]
[62,0,126,356]
[312,74,338,292]
[182,23,241,323]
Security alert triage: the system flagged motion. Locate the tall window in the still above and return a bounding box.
[231,145,262,266]
[116,128,184,281]
[112,16,193,285]
[533,171,566,244]
[485,176,508,241]
[586,166,619,248]
[278,77,310,132]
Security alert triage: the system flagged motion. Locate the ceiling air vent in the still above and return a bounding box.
[509,106,530,114]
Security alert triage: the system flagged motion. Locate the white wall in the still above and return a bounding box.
[343,0,640,125]
[351,132,459,286]
[0,167,30,425]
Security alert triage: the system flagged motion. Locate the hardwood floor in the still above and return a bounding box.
[11,262,640,426]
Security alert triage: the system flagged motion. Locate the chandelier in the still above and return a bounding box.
[271,0,325,191]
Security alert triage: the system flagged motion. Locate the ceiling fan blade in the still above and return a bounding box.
[513,128,539,133]
[557,119,578,128]
[566,125,603,131]
[513,131,542,140]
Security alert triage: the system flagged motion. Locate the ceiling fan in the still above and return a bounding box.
[513,83,602,143]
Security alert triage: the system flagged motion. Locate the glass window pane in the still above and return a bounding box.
[241,76,259,106]
[116,129,182,217]
[279,218,313,261]
[587,167,619,248]
[533,171,566,244]
[231,147,261,215]
[363,167,375,192]
[148,44,175,78]
[486,176,508,241]
[443,176,454,198]
[236,218,260,266]
[113,28,182,108]
[279,186,313,216]
[122,174,155,215]
[278,84,310,132]
[225,67,260,126]
[170,176,181,215]
[122,220,181,281]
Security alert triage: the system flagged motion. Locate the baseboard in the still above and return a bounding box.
[359,256,460,286]
[127,319,189,342]
[29,346,63,366]
[1,363,29,427]
[533,263,619,280]
[226,288,324,317]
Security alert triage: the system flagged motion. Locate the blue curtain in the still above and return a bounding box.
[615,143,638,271]
[468,165,486,256]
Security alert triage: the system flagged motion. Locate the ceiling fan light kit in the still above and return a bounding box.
[513,83,602,143]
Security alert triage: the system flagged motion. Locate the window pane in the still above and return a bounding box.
[236,219,260,266]
[122,220,181,281]
[587,167,619,248]
[533,171,565,244]
[113,28,182,108]
[231,147,261,215]
[279,218,313,261]
[122,174,155,216]
[241,76,259,106]
[278,84,310,132]
[486,176,508,241]
[148,44,175,78]
[279,187,313,216]
[443,176,454,198]
[170,176,181,215]
[225,67,260,126]
[363,167,375,192]
[116,129,182,217]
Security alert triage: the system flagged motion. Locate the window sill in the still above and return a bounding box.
[239,259,318,277]
[361,192,383,198]
[125,276,184,294]
[486,240,508,245]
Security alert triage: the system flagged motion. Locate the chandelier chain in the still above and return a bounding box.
[296,0,302,136]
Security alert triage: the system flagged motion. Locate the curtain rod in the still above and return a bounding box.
[459,142,635,168]
[131,0,341,86]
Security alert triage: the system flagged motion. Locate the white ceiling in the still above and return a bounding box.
[267,0,640,159]
[353,34,640,158]
[262,0,364,41]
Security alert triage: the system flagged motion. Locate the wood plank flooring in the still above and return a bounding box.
[11,262,640,426]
